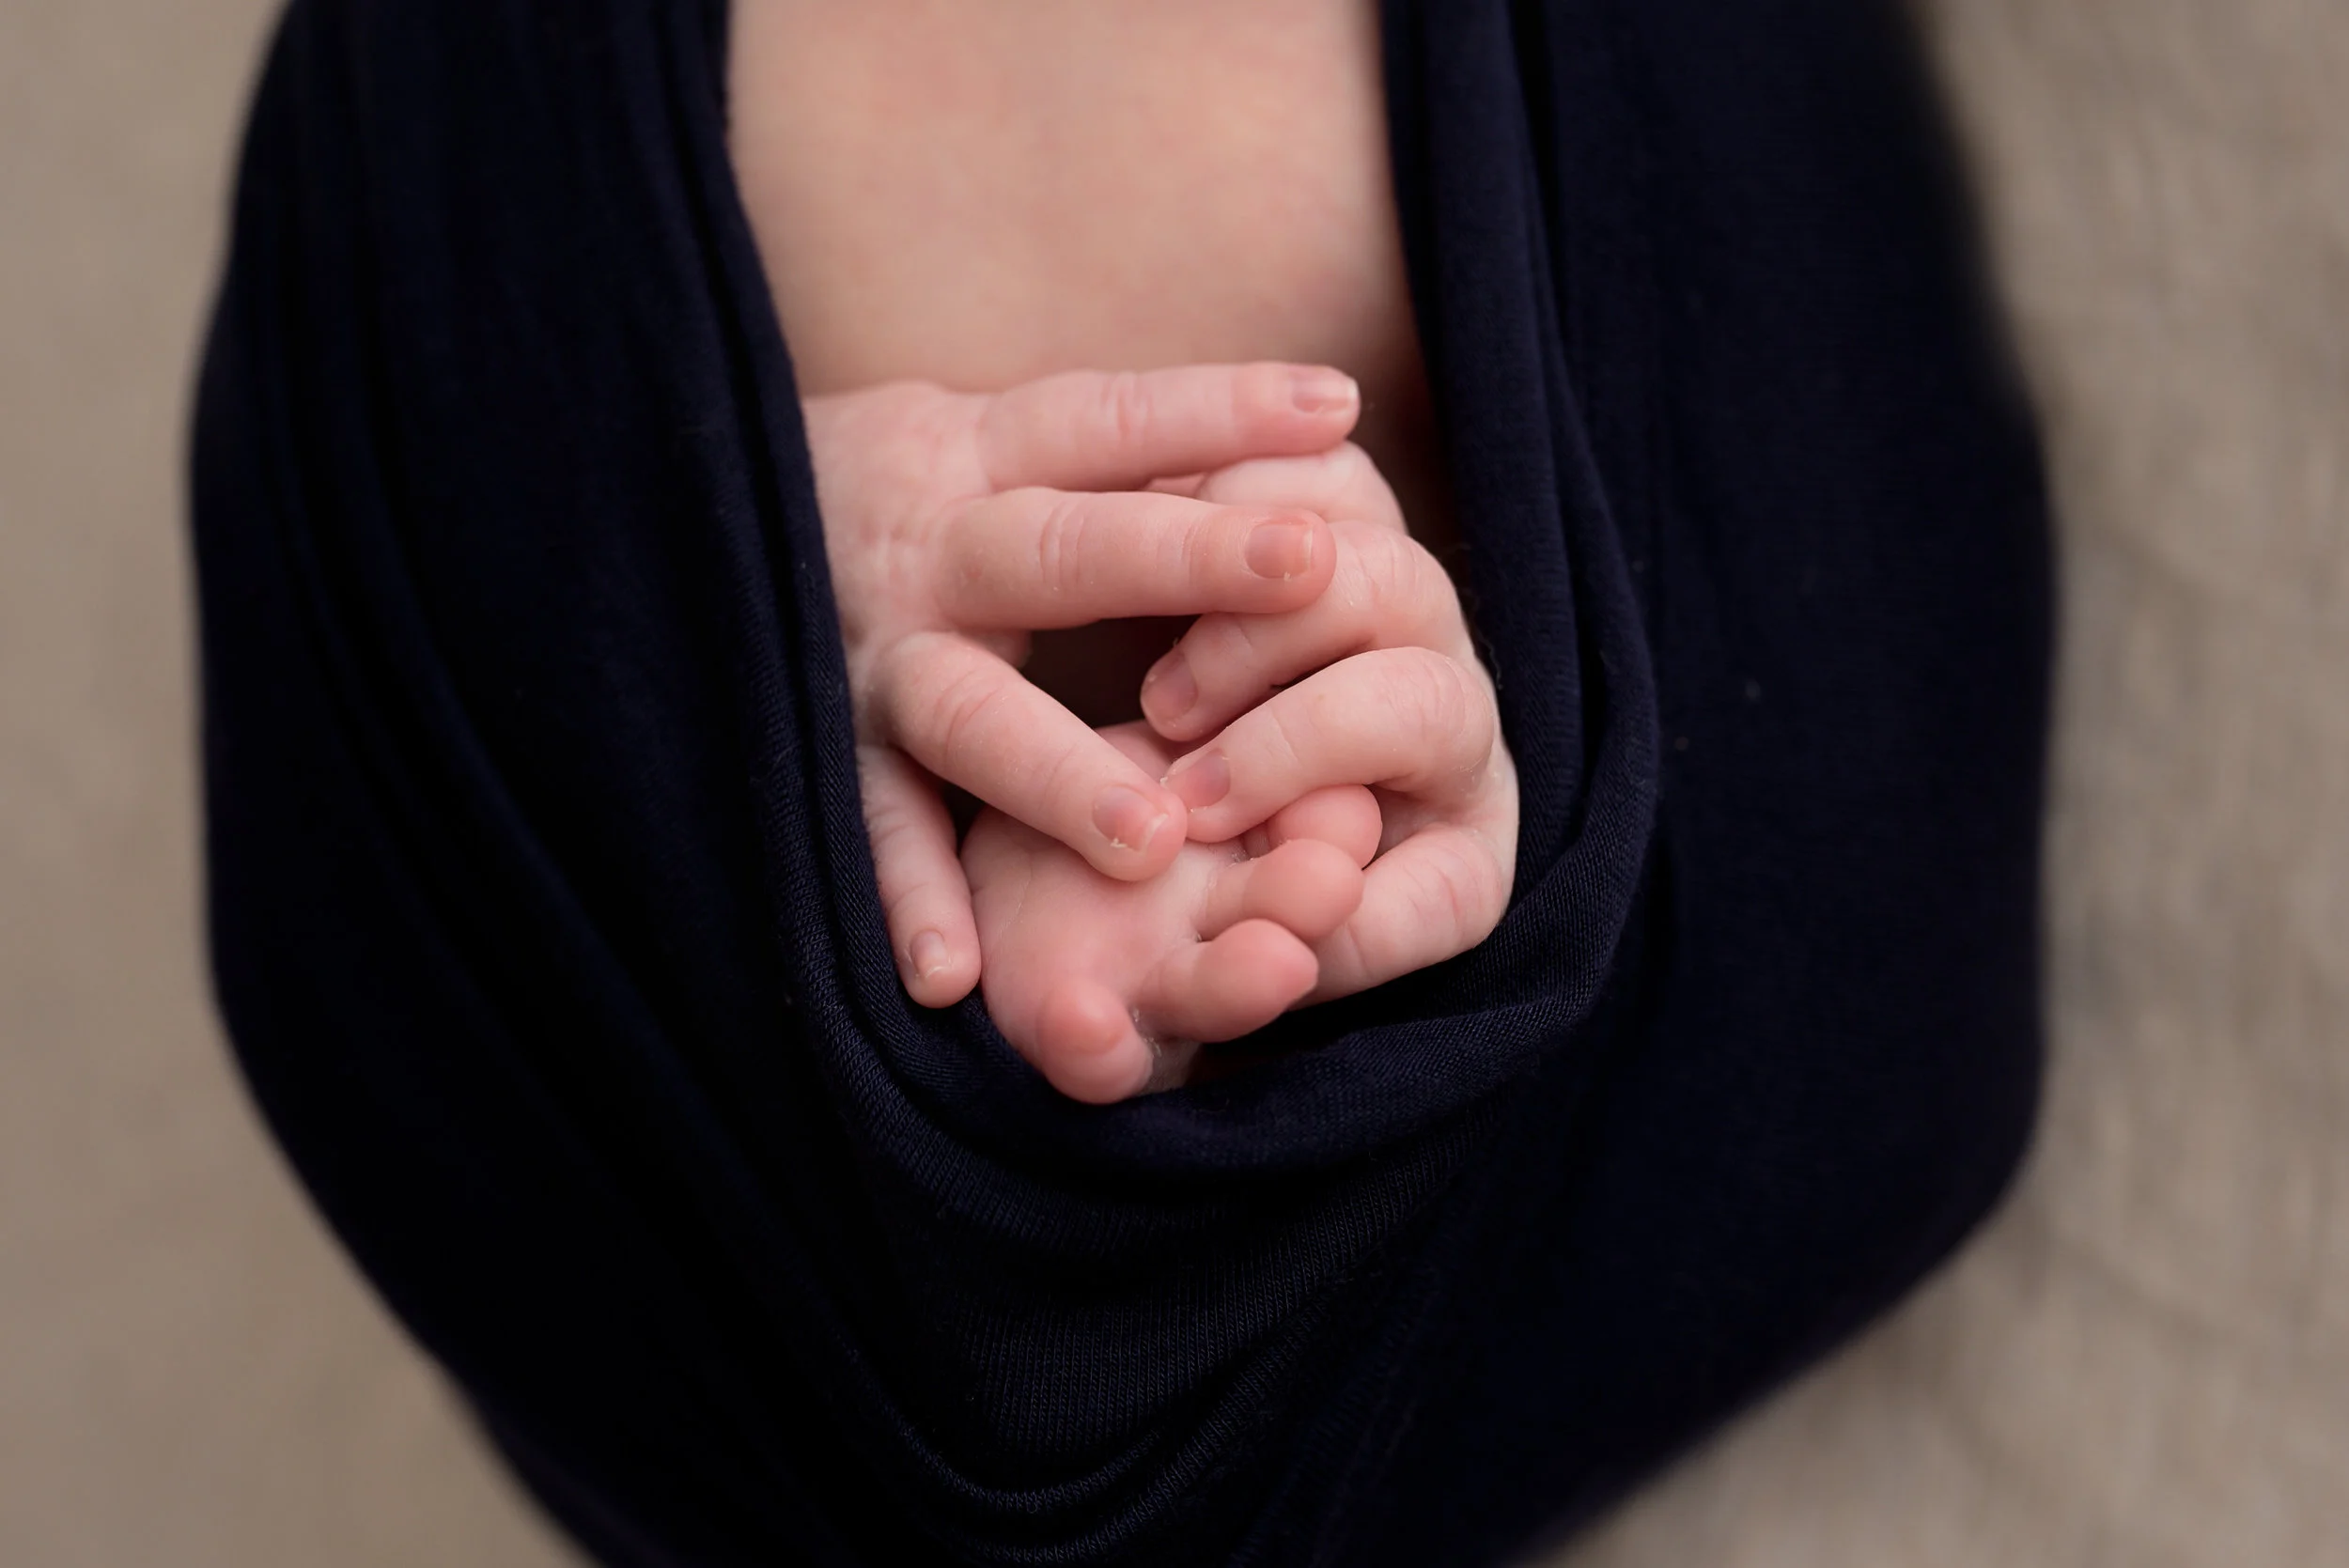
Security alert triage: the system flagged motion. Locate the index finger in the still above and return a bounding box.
[933,488,1336,629]
[877,631,1190,883]
[975,364,1361,492]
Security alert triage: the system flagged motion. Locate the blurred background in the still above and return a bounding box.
[3,2,2342,1563]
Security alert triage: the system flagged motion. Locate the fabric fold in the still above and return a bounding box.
[192,0,2049,1562]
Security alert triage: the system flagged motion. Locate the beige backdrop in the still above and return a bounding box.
[3,3,2341,1564]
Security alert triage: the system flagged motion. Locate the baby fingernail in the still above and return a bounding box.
[1245,517,1316,579]
[1143,653,1197,720]
[1163,752,1230,810]
[909,930,949,981]
[1290,368,1359,415]
[1093,785,1168,852]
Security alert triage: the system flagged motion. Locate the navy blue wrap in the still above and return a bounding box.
[189,1,2051,1562]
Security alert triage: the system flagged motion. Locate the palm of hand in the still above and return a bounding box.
[963,723,1380,1103]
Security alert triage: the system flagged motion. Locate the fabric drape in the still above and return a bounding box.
[190,1,2051,1562]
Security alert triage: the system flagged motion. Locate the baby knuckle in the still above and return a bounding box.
[879,880,930,939]
[1216,610,1283,675]
[911,648,1009,770]
[933,691,1003,771]
[1402,840,1489,952]
[1389,646,1474,730]
[1032,491,1093,597]
[1450,844,1508,943]
[1421,862,1474,948]
[1032,740,1098,827]
[869,831,935,919]
[1237,360,1292,416]
[1172,505,1225,585]
[1254,698,1314,780]
[1348,528,1417,617]
[1442,852,1502,945]
[1392,536,1461,635]
[1093,369,1154,451]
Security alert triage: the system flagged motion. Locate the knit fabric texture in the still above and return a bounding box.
[189,1,2051,1562]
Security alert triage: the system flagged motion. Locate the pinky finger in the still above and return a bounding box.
[858,743,981,1007]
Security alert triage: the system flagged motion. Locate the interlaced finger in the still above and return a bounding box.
[874,630,1190,881]
[931,488,1334,629]
[973,363,1360,492]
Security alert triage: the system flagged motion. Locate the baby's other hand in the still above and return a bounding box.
[1144,444,1518,1003]
[964,724,1380,1103]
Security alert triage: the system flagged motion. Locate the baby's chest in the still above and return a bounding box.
[727,1,1428,431]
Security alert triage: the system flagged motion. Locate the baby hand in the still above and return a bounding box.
[803,365,1361,1006]
[1145,444,1519,1001]
[963,723,1381,1103]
